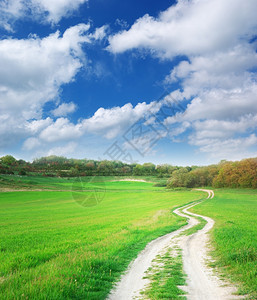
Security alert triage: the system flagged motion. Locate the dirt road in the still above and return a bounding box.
[178,190,243,299]
[108,189,242,300]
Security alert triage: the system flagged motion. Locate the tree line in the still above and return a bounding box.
[0,155,256,188]
[167,158,257,189]
[0,155,176,178]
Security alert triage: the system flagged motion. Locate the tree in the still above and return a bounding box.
[18,169,27,176]
[0,155,16,165]
[142,163,156,175]
[133,164,144,176]
[167,168,189,188]
[97,161,114,175]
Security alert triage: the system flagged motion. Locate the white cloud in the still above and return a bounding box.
[25,141,78,159]
[39,118,83,142]
[0,0,22,31]
[164,45,257,99]
[26,118,53,134]
[47,142,78,157]
[0,0,88,30]
[32,0,87,24]
[115,19,129,29]
[164,86,257,156]
[0,24,90,117]
[82,102,159,139]
[165,86,257,124]
[22,118,83,151]
[167,45,257,83]
[51,102,77,117]
[0,114,26,149]
[23,137,41,151]
[189,134,257,161]
[89,26,109,41]
[107,0,257,161]
[0,0,23,19]
[2,0,257,163]
[108,0,257,59]
[0,23,106,152]
[18,100,162,157]
[192,116,257,140]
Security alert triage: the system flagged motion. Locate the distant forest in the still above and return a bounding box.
[0,155,256,189]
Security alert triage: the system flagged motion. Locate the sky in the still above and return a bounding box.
[0,0,257,166]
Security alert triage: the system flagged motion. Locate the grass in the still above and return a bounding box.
[0,175,164,191]
[182,215,207,236]
[141,247,186,299]
[191,189,257,299]
[0,178,202,299]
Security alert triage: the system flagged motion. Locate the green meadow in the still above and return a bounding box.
[0,175,166,191]
[0,179,202,299]
[192,189,257,298]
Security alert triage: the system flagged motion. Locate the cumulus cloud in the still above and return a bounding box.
[22,117,83,151]
[2,0,257,162]
[31,0,88,24]
[108,0,257,58]
[0,24,90,116]
[82,102,160,139]
[0,0,88,30]
[0,114,27,149]
[39,118,83,143]
[26,118,53,134]
[24,140,78,159]
[0,23,106,151]
[192,116,257,140]
[47,142,78,157]
[51,102,77,117]
[23,137,42,151]
[19,100,160,156]
[164,85,257,158]
[0,0,22,31]
[166,86,257,124]
[108,0,257,160]
[22,117,83,152]
[189,134,257,161]
[164,45,257,99]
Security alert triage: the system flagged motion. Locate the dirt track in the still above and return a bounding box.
[108,189,243,300]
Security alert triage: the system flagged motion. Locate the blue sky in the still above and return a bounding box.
[0,0,257,166]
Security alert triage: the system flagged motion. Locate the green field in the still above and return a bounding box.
[1,178,256,299]
[0,179,202,299]
[0,175,167,191]
[192,189,257,298]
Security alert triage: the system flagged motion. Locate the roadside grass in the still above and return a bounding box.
[141,247,186,299]
[191,189,257,299]
[0,181,202,299]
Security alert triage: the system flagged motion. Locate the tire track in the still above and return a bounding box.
[178,189,243,300]
[108,189,242,300]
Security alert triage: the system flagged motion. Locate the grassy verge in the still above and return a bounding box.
[0,182,202,299]
[191,189,257,299]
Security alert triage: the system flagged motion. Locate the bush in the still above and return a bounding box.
[18,170,26,176]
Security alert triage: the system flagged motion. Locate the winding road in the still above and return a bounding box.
[108,189,243,300]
